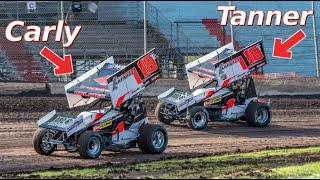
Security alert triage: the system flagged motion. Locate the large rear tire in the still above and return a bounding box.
[245,101,271,127]
[187,106,209,130]
[137,124,168,154]
[78,131,103,159]
[155,102,175,124]
[33,128,56,155]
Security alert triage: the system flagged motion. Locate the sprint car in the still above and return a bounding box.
[33,49,168,159]
[155,40,271,130]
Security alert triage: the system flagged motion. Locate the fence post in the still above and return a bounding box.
[312,1,319,77]
[170,23,173,47]
[186,38,189,78]
[229,1,234,47]
[143,1,147,54]
[156,9,159,27]
[16,2,18,20]
[222,25,226,46]
[176,22,179,48]
[60,1,68,82]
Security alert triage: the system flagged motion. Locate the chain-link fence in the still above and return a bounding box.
[0,1,319,82]
[162,1,320,78]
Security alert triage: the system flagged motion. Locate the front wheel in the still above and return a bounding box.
[245,101,271,127]
[137,124,168,154]
[187,106,209,130]
[78,131,103,159]
[33,128,57,155]
[155,102,175,125]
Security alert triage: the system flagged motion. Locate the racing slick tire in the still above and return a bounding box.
[33,128,57,155]
[245,101,271,127]
[78,131,103,159]
[137,124,168,154]
[187,106,209,130]
[155,102,175,124]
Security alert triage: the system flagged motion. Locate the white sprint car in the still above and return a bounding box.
[155,40,271,130]
[33,49,168,159]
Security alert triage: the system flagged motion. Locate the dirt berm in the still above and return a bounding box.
[1,78,320,96]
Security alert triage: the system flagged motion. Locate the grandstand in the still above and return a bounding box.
[0,1,211,82]
[0,1,319,82]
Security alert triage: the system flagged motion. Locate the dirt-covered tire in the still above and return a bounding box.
[32,128,56,155]
[245,101,271,127]
[137,124,168,154]
[78,131,103,159]
[187,106,209,130]
[238,116,245,121]
[155,102,175,125]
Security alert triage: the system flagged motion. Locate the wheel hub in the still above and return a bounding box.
[87,137,101,156]
[152,131,165,149]
[256,108,269,124]
[193,111,207,127]
[41,131,54,151]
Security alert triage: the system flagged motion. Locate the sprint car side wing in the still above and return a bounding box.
[214,40,266,88]
[65,49,160,108]
[186,40,266,90]
[106,49,160,107]
[65,56,123,108]
[186,42,235,89]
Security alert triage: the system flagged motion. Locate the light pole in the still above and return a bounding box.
[144,1,147,54]
[60,1,68,82]
[229,1,234,47]
[312,1,319,77]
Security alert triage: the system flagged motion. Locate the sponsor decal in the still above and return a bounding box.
[47,116,74,130]
[53,116,73,125]
[221,58,240,70]
[179,96,194,108]
[67,119,83,132]
[100,120,113,129]
[207,96,222,105]
[74,91,106,99]
[79,85,110,92]
[93,120,112,131]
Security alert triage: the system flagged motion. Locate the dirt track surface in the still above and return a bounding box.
[0,95,320,175]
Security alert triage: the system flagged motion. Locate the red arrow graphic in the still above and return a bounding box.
[40,46,73,76]
[273,29,306,60]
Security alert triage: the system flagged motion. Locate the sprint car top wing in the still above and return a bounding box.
[186,42,235,89]
[186,40,266,89]
[65,49,160,108]
[214,40,266,88]
[65,56,124,108]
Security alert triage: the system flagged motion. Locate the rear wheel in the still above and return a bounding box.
[245,101,271,127]
[137,124,168,154]
[187,106,209,130]
[78,131,103,159]
[33,128,56,155]
[155,102,175,124]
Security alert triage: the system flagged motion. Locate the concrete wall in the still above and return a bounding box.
[0,82,46,95]
[146,78,320,96]
[1,78,320,96]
